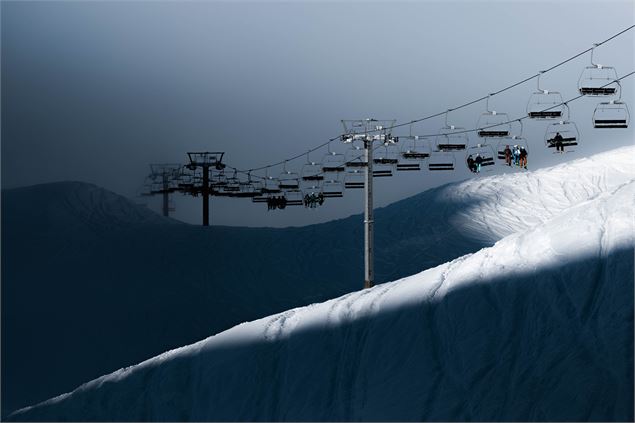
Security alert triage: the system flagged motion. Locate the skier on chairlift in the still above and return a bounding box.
[467,155,476,173]
[519,146,528,169]
[504,145,512,166]
[554,132,564,153]
[474,153,483,173]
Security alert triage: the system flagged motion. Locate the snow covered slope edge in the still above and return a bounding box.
[10,163,634,421]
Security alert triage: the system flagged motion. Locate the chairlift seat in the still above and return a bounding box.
[429,163,454,171]
[579,87,616,95]
[478,130,509,137]
[345,181,364,189]
[528,111,562,118]
[593,119,628,128]
[396,163,421,171]
[437,143,466,151]
[402,152,430,159]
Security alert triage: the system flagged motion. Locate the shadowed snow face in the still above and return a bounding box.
[7,148,635,422]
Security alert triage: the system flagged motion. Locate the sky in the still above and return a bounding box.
[2,0,633,227]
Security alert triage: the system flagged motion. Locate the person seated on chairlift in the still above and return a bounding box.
[504,145,512,166]
[519,146,528,169]
[474,153,483,173]
[513,145,521,166]
[554,132,565,153]
[467,155,476,173]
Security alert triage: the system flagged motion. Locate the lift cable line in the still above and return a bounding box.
[222,70,634,182]
[224,24,634,177]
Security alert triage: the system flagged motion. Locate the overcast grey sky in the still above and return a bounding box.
[2,1,633,227]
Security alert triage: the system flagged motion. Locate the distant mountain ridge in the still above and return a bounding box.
[2,146,634,416]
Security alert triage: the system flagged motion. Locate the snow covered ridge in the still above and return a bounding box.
[9,149,634,421]
[2,181,174,229]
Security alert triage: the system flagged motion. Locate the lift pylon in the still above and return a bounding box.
[342,118,396,289]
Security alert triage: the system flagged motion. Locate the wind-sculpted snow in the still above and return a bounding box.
[2,146,634,417]
[9,151,635,421]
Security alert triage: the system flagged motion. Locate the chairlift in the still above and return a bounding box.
[323,180,344,198]
[345,143,368,168]
[372,144,398,177]
[435,111,468,151]
[593,94,630,128]
[497,120,529,163]
[465,143,495,172]
[301,155,325,181]
[344,169,365,189]
[278,166,300,190]
[578,44,620,96]
[527,72,564,119]
[322,150,346,173]
[284,190,304,206]
[428,151,455,171]
[545,105,580,151]
[262,171,282,194]
[477,96,511,137]
[398,135,430,171]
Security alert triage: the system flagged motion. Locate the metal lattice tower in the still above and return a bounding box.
[183,152,225,226]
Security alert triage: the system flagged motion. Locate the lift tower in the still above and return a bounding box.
[146,163,182,217]
[185,152,225,226]
[341,119,396,289]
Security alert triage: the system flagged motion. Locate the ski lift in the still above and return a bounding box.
[497,120,529,163]
[303,184,322,196]
[344,143,368,168]
[428,151,455,171]
[593,89,630,128]
[465,143,495,172]
[477,96,511,137]
[398,134,430,171]
[322,150,346,174]
[301,154,324,182]
[323,180,344,198]
[545,105,580,150]
[435,110,468,151]
[527,72,564,119]
[578,44,620,96]
[284,190,304,206]
[278,163,300,191]
[262,169,282,194]
[252,195,269,203]
[344,169,364,189]
[372,143,399,177]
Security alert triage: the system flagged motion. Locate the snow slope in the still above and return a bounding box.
[8,147,634,421]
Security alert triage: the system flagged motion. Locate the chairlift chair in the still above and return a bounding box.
[465,143,495,172]
[497,120,529,163]
[344,144,368,168]
[527,72,564,119]
[477,96,511,137]
[323,180,344,198]
[397,136,430,171]
[278,170,300,190]
[372,144,399,177]
[593,99,630,128]
[321,151,346,173]
[284,190,304,206]
[301,160,324,182]
[262,176,282,194]
[428,151,455,171]
[578,45,620,96]
[436,111,468,151]
[344,169,365,189]
[545,121,580,151]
